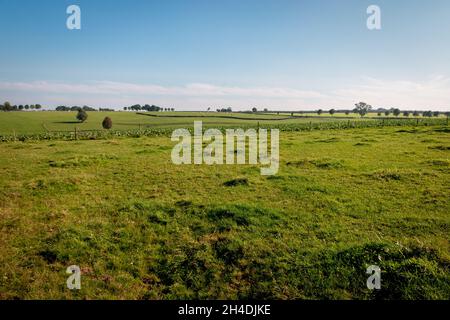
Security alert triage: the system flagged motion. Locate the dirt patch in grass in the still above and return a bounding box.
[396,129,419,133]
[306,137,341,144]
[426,159,449,167]
[428,145,450,151]
[286,158,344,169]
[434,127,450,133]
[368,170,402,181]
[223,178,249,187]
[310,159,344,169]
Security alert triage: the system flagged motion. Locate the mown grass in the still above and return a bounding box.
[0,124,448,299]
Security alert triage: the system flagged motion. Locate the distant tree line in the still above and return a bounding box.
[55,105,114,112]
[274,105,448,118]
[311,104,448,118]
[0,102,42,111]
[216,107,233,112]
[124,104,174,112]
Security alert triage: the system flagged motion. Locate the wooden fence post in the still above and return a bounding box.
[74,126,78,140]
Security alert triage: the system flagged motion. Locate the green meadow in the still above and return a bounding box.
[0,111,392,135]
[0,112,449,299]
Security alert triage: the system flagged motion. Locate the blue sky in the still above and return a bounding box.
[0,0,449,110]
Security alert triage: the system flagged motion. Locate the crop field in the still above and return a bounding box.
[0,112,448,299]
[0,111,384,135]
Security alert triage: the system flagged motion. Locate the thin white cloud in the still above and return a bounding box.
[0,81,323,99]
[0,77,449,110]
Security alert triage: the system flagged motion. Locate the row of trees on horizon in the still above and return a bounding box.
[124,104,174,112]
[246,102,449,118]
[0,102,42,111]
[55,106,115,112]
[0,102,174,112]
[1,101,448,116]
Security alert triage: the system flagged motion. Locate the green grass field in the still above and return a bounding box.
[0,111,381,135]
[0,112,449,299]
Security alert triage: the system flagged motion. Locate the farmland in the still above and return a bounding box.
[0,112,449,299]
[0,111,370,136]
[0,111,441,136]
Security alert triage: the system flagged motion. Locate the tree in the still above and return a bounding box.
[317,109,323,115]
[433,111,440,117]
[124,107,128,111]
[35,104,42,110]
[403,111,410,117]
[3,101,12,111]
[329,109,336,116]
[252,107,257,112]
[18,105,24,110]
[384,110,390,116]
[353,102,372,117]
[102,117,112,129]
[56,105,69,111]
[24,105,30,110]
[129,104,142,111]
[393,108,401,117]
[413,111,420,117]
[345,110,350,115]
[377,112,382,116]
[76,110,88,122]
[264,108,268,112]
[82,105,96,111]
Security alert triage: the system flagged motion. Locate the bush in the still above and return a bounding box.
[102,117,112,129]
[76,110,88,122]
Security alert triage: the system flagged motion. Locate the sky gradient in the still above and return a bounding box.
[0,0,449,110]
